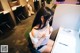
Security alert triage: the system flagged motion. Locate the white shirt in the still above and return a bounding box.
[29,23,53,48]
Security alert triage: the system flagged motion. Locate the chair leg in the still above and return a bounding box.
[20,13,26,19]
[0,30,3,34]
[6,24,11,29]
[22,14,26,19]
[17,16,21,22]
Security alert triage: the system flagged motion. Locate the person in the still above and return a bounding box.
[29,6,54,53]
[26,0,34,16]
[41,0,45,6]
[33,0,40,11]
[56,0,65,4]
[76,0,80,4]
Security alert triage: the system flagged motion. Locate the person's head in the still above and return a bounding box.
[41,1,45,8]
[32,8,53,30]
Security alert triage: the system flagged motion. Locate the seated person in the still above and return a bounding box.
[29,6,54,53]
[26,0,34,16]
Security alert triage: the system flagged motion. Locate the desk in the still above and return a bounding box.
[12,5,21,11]
[2,11,10,14]
[0,11,2,14]
[51,27,80,53]
[0,11,10,14]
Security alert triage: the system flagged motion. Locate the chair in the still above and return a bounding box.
[26,33,41,53]
[0,13,11,34]
[34,1,40,11]
[13,6,27,24]
[13,8,21,24]
[16,6,26,19]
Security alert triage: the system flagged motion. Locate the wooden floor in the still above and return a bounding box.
[0,14,35,53]
[0,7,56,53]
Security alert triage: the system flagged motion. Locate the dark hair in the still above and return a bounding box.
[45,7,54,26]
[32,7,53,29]
[53,4,57,9]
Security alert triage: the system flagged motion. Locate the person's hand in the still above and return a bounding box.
[38,34,46,40]
[48,26,53,35]
[41,34,46,38]
[49,30,51,34]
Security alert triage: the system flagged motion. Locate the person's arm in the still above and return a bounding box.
[31,29,46,47]
[49,26,53,35]
[34,34,46,48]
[46,21,53,36]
